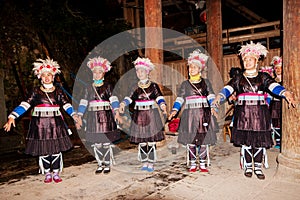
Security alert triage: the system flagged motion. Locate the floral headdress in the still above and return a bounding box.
[239,41,268,60]
[32,57,61,79]
[133,57,155,74]
[259,66,274,76]
[87,56,112,72]
[187,49,209,70]
[270,56,282,67]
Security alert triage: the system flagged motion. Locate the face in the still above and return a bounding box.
[188,63,201,76]
[243,56,257,71]
[136,68,148,80]
[41,72,54,84]
[92,68,105,80]
[274,65,282,75]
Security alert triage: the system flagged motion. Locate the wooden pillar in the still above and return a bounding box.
[277,0,300,180]
[206,0,223,72]
[144,0,163,83]
[206,0,224,118]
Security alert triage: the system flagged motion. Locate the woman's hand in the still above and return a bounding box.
[119,102,125,114]
[114,110,123,125]
[211,108,218,118]
[168,110,177,121]
[211,94,222,108]
[73,115,82,130]
[3,117,15,132]
[160,104,167,115]
[283,91,297,108]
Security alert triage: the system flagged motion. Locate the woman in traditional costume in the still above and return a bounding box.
[119,57,167,172]
[213,42,295,179]
[270,56,283,149]
[76,56,121,174]
[3,57,79,183]
[169,49,218,172]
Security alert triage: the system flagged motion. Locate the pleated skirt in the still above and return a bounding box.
[129,108,165,144]
[231,104,273,148]
[25,116,73,156]
[177,107,218,146]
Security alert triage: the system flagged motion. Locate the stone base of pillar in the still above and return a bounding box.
[276,153,300,182]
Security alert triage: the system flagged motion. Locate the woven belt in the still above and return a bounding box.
[237,99,266,106]
[237,94,267,106]
[134,104,156,110]
[185,102,209,109]
[88,105,111,111]
[32,110,61,117]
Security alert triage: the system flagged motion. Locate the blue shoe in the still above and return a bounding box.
[147,163,154,172]
[274,145,280,149]
[141,163,148,171]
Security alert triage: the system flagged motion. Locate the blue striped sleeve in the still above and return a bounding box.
[63,103,75,116]
[220,85,234,99]
[268,83,285,96]
[78,99,88,115]
[156,96,166,105]
[122,97,132,106]
[172,97,184,111]
[109,96,120,110]
[10,101,31,119]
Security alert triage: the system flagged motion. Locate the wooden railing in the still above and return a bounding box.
[222,21,280,46]
[164,21,281,58]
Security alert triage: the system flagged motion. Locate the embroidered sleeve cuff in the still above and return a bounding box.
[172,97,184,111]
[109,96,120,110]
[11,101,30,118]
[207,94,216,105]
[280,89,287,97]
[218,93,226,102]
[220,85,234,99]
[156,96,166,105]
[78,99,88,115]
[269,83,285,96]
[8,114,16,120]
[63,103,75,116]
[122,97,132,106]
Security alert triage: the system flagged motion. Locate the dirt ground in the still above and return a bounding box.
[0,132,244,199]
[2,132,295,200]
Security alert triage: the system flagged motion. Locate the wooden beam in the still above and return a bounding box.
[224,0,267,23]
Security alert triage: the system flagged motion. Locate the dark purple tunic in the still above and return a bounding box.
[128,82,165,144]
[24,87,73,156]
[82,82,120,143]
[228,72,275,148]
[177,79,218,146]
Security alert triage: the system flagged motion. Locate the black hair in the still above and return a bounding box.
[229,67,242,78]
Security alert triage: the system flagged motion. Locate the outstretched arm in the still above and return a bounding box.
[3,100,32,132]
[211,85,234,108]
[267,82,296,108]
